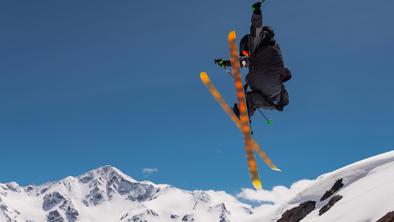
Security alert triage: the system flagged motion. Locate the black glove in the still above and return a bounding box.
[252,2,262,14]
[214,58,226,68]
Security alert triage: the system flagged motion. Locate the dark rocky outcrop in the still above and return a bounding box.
[319,195,343,216]
[47,210,64,222]
[215,203,231,222]
[377,211,394,222]
[6,183,20,193]
[83,187,105,206]
[320,178,344,201]
[24,185,34,193]
[119,180,157,202]
[182,214,195,221]
[43,192,66,211]
[170,214,179,219]
[0,204,13,222]
[65,206,79,222]
[193,191,210,203]
[130,215,147,222]
[128,209,159,222]
[40,187,49,194]
[277,201,316,222]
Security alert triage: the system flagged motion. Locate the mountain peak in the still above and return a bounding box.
[78,165,137,184]
[1,151,393,222]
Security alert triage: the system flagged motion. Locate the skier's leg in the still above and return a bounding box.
[246,91,277,116]
[275,87,289,111]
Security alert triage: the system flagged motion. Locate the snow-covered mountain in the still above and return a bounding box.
[0,165,253,222]
[1,151,394,222]
[242,150,394,222]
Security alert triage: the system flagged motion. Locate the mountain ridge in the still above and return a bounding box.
[1,151,394,222]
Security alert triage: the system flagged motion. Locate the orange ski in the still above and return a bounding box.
[227,31,263,190]
[200,72,281,173]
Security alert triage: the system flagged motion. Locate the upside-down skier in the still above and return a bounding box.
[215,2,291,118]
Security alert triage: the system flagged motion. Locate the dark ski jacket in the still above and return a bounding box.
[221,12,291,99]
[244,12,290,98]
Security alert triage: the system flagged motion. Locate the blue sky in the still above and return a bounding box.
[0,0,393,194]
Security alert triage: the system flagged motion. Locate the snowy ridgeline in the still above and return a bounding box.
[0,151,394,222]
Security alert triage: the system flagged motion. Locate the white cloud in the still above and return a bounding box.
[237,179,314,205]
[142,168,159,176]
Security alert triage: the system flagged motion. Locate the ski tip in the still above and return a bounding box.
[252,179,263,190]
[200,72,210,84]
[228,31,237,41]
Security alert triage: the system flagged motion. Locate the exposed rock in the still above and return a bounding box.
[243,207,253,215]
[277,201,316,222]
[43,192,66,211]
[126,183,158,202]
[40,187,49,194]
[120,212,129,220]
[182,214,194,221]
[219,213,231,222]
[84,187,105,206]
[129,215,147,222]
[126,209,159,222]
[61,178,74,192]
[6,183,20,193]
[192,191,210,203]
[65,206,79,222]
[210,203,231,222]
[320,178,344,201]
[0,210,14,222]
[47,210,64,222]
[319,195,343,216]
[0,204,7,211]
[170,214,179,219]
[146,209,159,217]
[79,174,94,184]
[210,203,230,214]
[377,211,394,222]
[24,185,35,193]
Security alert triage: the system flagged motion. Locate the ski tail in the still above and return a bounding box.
[251,140,281,172]
[200,72,281,172]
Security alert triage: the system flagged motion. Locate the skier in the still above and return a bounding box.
[215,2,291,118]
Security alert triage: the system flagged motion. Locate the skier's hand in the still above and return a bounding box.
[252,2,262,14]
[214,58,226,68]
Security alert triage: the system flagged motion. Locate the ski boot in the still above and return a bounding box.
[232,103,240,119]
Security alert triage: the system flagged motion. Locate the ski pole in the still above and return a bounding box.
[220,66,234,78]
[224,68,234,78]
[257,108,273,126]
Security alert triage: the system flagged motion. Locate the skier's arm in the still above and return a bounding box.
[249,2,264,53]
[214,59,232,68]
[214,58,249,68]
[251,2,263,29]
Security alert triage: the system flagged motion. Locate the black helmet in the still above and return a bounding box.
[239,34,249,56]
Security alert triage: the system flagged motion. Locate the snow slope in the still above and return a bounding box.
[1,151,393,222]
[245,150,394,222]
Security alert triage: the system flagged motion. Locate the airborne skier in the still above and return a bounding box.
[215,2,291,118]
